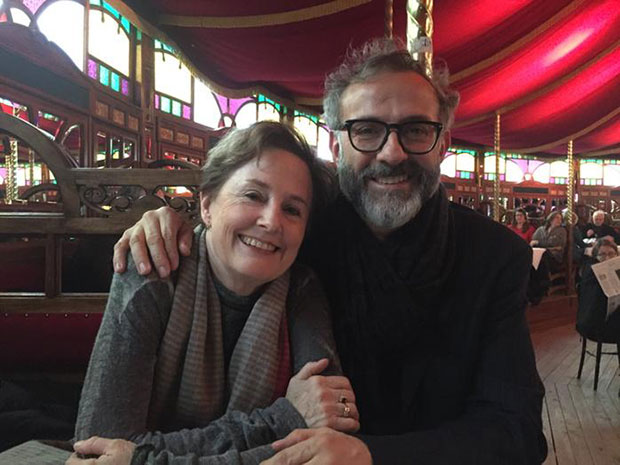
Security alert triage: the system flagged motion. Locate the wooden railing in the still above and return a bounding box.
[0,111,202,304]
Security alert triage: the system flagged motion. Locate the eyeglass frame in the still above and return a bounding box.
[339,119,444,155]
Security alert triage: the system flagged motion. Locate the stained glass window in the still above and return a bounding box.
[293,112,332,161]
[440,154,457,178]
[154,50,191,103]
[603,164,620,187]
[483,154,506,181]
[10,7,31,26]
[37,1,85,71]
[579,160,603,186]
[455,150,475,179]
[88,7,130,77]
[235,102,258,128]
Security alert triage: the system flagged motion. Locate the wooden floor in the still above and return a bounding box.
[528,296,620,465]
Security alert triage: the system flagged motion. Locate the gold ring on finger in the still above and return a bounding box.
[343,404,351,418]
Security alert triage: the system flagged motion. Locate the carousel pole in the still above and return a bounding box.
[407,0,434,77]
[385,0,393,38]
[567,140,575,293]
[5,138,18,204]
[28,148,35,187]
[5,107,20,204]
[493,112,501,222]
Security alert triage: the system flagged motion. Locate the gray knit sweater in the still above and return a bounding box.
[75,260,340,464]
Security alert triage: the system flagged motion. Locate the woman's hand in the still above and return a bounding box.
[586,229,595,238]
[285,359,360,433]
[66,437,136,465]
[530,240,538,247]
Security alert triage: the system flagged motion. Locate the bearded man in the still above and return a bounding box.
[101,38,547,465]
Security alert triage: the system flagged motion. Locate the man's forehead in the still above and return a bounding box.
[340,71,440,119]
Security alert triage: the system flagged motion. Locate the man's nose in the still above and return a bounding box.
[376,130,408,166]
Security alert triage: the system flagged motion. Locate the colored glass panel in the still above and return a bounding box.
[111,72,120,92]
[10,7,31,26]
[22,0,46,14]
[37,1,85,71]
[120,17,130,33]
[154,94,160,110]
[171,100,181,117]
[136,30,142,41]
[89,0,101,4]
[154,52,191,103]
[0,13,6,23]
[160,96,171,113]
[182,104,191,120]
[102,1,119,19]
[87,59,98,79]
[121,79,129,96]
[99,64,109,86]
[194,80,221,128]
[88,8,130,76]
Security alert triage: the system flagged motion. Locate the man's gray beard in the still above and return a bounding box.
[337,156,441,231]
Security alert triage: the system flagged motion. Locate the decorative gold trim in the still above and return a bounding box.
[159,1,371,29]
[454,41,620,128]
[514,107,620,154]
[451,0,587,83]
[578,144,620,157]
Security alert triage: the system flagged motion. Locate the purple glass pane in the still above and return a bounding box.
[22,0,47,14]
[154,94,160,109]
[182,104,191,119]
[121,79,129,96]
[87,59,97,79]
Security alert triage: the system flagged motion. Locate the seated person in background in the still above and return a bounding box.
[507,208,535,243]
[69,122,358,465]
[577,238,620,344]
[530,211,567,271]
[584,210,620,243]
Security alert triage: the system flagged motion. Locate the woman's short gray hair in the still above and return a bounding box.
[322,37,460,130]
[200,121,336,220]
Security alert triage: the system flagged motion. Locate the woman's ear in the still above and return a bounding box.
[200,192,212,228]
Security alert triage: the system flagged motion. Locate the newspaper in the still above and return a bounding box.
[0,440,71,465]
[590,255,620,318]
[531,247,545,270]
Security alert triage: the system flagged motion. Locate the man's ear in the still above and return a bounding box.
[199,192,211,227]
[438,130,451,160]
[330,133,341,164]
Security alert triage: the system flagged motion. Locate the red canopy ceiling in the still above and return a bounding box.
[129,0,620,157]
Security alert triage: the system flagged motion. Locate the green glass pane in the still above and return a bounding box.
[136,30,142,41]
[103,1,120,19]
[111,72,120,92]
[121,17,130,34]
[172,100,182,117]
[154,39,162,49]
[161,96,171,113]
[99,65,109,86]
[90,0,101,4]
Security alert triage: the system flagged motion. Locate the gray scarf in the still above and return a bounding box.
[148,226,291,430]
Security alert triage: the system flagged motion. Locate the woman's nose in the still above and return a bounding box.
[258,203,282,232]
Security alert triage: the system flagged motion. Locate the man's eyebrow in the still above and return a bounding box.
[352,114,437,122]
[243,179,309,207]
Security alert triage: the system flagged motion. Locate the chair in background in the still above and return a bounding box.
[576,336,620,392]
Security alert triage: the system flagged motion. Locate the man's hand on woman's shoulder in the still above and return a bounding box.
[113,206,193,278]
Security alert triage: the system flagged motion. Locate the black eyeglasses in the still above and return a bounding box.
[340,119,444,155]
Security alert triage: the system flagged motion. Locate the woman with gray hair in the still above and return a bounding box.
[69,122,357,465]
[530,211,567,270]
